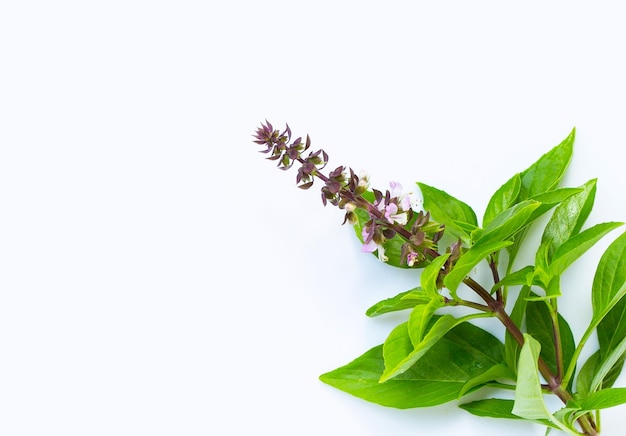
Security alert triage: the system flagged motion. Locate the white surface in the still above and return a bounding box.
[2,1,626,435]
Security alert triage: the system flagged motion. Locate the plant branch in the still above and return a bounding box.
[449,297,493,312]
[464,277,598,436]
[549,300,565,383]
[489,255,504,304]
[255,122,602,435]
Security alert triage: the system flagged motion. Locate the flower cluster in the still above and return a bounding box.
[253,120,328,189]
[254,121,445,266]
[361,183,415,261]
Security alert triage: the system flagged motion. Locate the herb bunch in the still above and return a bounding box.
[254,121,626,435]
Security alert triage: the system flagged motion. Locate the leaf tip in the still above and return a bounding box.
[377,373,391,384]
[318,371,332,385]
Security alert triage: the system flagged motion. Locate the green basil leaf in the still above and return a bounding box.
[501,130,575,269]
[417,182,477,241]
[408,299,444,346]
[480,200,541,244]
[593,231,626,360]
[453,220,480,236]
[506,188,584,273]
[483,173,522,228]
[505,285,531,373]
[420,254,450,298]
[548,222,623,276]
[460,398,520,419]
[460,399,560,429]
[525,275,562,301]
[365,288,432,317]
[492,266,534,293]
[320,344,462,409]
[518,128,575,200]
[506,188,582,270]
[525,188,583,223]
[506,228,531,276]
[579,387,626,412]
[458,364,516,398]
[598,356,626,391]
[443,239,513,293]
[352,205,370,241]
[541,179,597,260]
[380,313,490,382]
[553,407,584,433]
[319,322,505,409]
[381,321,413,379]
[526,300,575,383]
[576,351,600,396]
[512,334,552,420]
[565,232,626,390]
[512,335,578,435]
[588,335,626,393]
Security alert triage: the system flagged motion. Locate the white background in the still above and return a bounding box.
[2,1,626,435]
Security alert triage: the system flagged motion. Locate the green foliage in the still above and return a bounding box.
[481,200,542,243]
[586,336,626,394]
[380,313,491,382]
[257,122,626,434]
[526,300,575,380]
[541,179,597,259]
[483,174,521,228]
[492,266,535,292]
[576,351,601,396]
[324,130,626,435]
[365,289,432,317]
[594,231,626,362]
[458,364,516,398]
[512,334,552,420]
[319,322,505,408]
[443,239,513,292]
[504,131,575,268]
[420,254,450,297]
[518,128,575,199]
[512,335,579,434]
[505,285,531,373]
[417,182,477,242]
[578,387,626,412]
